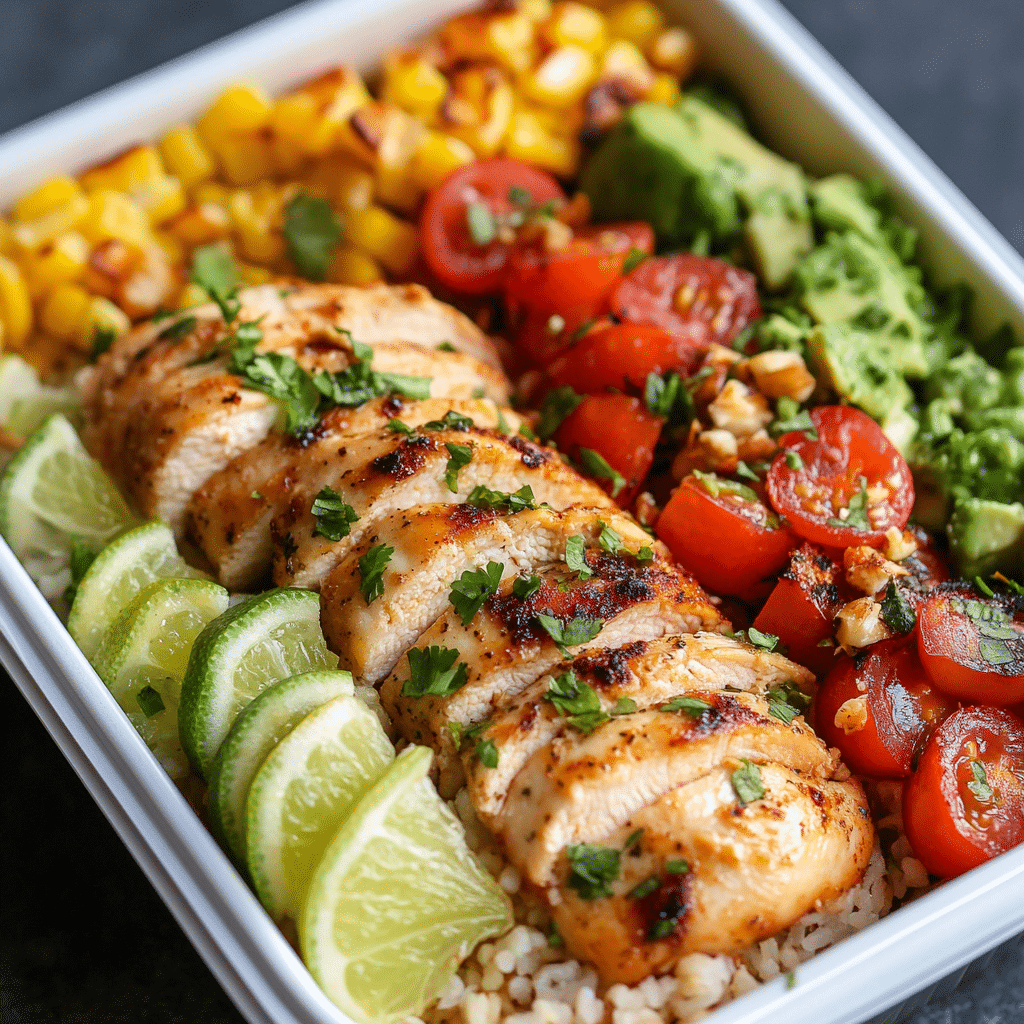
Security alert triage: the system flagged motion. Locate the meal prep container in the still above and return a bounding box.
[2,1,1024,1022]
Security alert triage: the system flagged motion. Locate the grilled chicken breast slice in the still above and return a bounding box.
[320,503,661,686]
[465,632,815,820]
[270,428,615,590]
[549,764,873,984]
[380,555,724,796]
[495,690,835,886]
[188,398,523,591]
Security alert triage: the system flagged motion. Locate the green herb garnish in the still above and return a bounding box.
[577,447,626,497]
[444,442,473,492]
[402,645,469,698]
[512,573,542,600]
[449,561,504,625]
[662,695,713,716]
[566,844,620,899]
[358,543,394,604]
[311,486,359,541]
[565,535,593,580]
[731,759,765,805]
[544,670,609,734]
[536,612,603,658]
[880,579,916,634]
[283,192,342,281]
[136,685,166,718]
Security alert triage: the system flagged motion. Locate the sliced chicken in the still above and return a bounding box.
[270,428,615,590]
[379,555,724,796]
[465,632,815,819]
[189,398,524,591]
[320,503,661,686]
[494,690,836,885]
[81,283,509,535]
[549,764,873,984]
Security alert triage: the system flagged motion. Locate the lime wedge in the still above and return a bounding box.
[299,744,513,1024]
[94,577,230,779]
[68,520,207,664]
[0,413,139,599]
[245,692,395,922]
[208,669,358,869]
[178,587,339,780]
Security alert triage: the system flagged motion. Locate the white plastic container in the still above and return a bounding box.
[1,2,1023,1023]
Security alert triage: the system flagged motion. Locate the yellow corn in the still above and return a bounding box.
[238,261,275,286]
[438,67,514,158]
[381,50,449,120]
[77,146,187,225]
[0,220,14,257]
[22,232,90,300]
[600,38,655,91]
[214,133,278,187]
[521,0,554,22]
[374,166,424,217]
[327,245,384,286]
[344,205,418,277]
[198,83,274,142]
[605,0,664,48]
[545,2,608,52]
[440,9,537,75]
[336,101,428,176]
[159,125,216,187]
[78,191,152,247]
[523,44,598,107]
[13,176,84,223]
[177,282,209,309]
[11,194,89,251]
[647,72,680,107]
[190,181,232,207]
[506,107,581,178]
[40,282,93,342]
[152,230,186,266]
[227,186,288,266]
[0,256,33,349]
[303,158,375,213]
[648,26,699,78]
[88,296,132,343]
[276,69,372,160]
[409,131,476,192]
[167,202,231,247]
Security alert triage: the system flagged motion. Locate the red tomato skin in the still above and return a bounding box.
[766,405,915,549]
[903,705,1024,878]
[753,543,845,676]
[420,158,565,295]
[815,639,957,778]
[554,393,662,505]
[612,254,762,348]
[655,476,797,601]
[513,304,612,367]
[917,591,1024,705]
[546,322,705,395]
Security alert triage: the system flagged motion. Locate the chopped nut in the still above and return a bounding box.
[844,545,909,597]
[707,378,773,440]
[835,597,891,650]
[736,427,776,463]
[885,527,919,562]
[834,696,868,735]
[633,490,660,529]
[747,350,816,402]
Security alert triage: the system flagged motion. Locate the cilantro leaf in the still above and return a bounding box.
[577,447,626,497]
[566,844,620,899]
[636,545,654,563]
[966,760,993,802]
[466,201,497,246]
[512,574,542,600]
[358,543,394,604]
[466,484,537,513]
[444,442,473,492]
[537,385,584,440]
[598,522,624,554]
[311,486,359,542]
[544,670,609,733]
[284,192,342,281]
[190,242,241,320]
[766,680,812,724]
[621,247,648,275]
[643,371,694,425]
[771,396,817,440]
[827,476,870,531]
[565,535,593,579]
[475,737,499,768]
[536,612,603,658]
[91,326,116,360]
[731,759,765,805]
[157,315,197,341]
[236,350,321,433]
[402,646,469,698]
[422,409,475,432]
[613,696,637,715]
[662,695,713,716]
[387,418,415,436]
[628,876,659,900]
[449,561,504,625]
[745,626,784,652]
[880,579,916,634]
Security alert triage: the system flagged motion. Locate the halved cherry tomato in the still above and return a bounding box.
[611,254,762,348]
[655,473,797,601]
[546,321,705,395]
[513,303,611,367]
[766,405,915,549]
[419,158,565,295]
[815,639,957,778]
[918,587,1024,705]
[554,393,663,505]
[903,705,1024,878]
[753,543,846,676]
[505,222,654,312]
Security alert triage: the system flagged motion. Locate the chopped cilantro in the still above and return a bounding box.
[636,544,654,563]
[466,201,497,246]
[665,859,689,875]
[621,247,648,275]
[880,579,916,634]
[136,685,166,718]
[402,646,469,698]
[512,573,542,600]
[233,348,321,434]
[771,396,817,440]
[547,920,564,948]
[565,535,593,580]
[643,371,694,425]
[537,386,585,440]
[62,535,98,605]
[190,242,240,311]
[157,315,197,341]
[507,184,532,208]
[90,326,116,360]
[967,760,993,802]
[785,450,804,471]
[735,460,762,482]
[624,828,644,850]
[423,409,475,432]
[827,476,870,531]
[311,486,359,542]
[536,612,603,658]
[566,844,620,899]
[613,696,637,715]
[387,418,415,436]
[444,442,473,492]
[577,447,626,497]
[745,626,785,652]
[449,561,504,625]
[283,192,342,281]
[598,522,624,554]
[648,919,676,940]
[544,670,609,733]
[731,759,765,805]
[518,421,538,441]
[466,483,537,513]
[437,341,457,352]
[766,681,811,724]
[662,695,713,716]
[358,543,394,604]
[475,737,499,768]
[628,876,659,900]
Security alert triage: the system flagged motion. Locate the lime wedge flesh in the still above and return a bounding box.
[178,587,338,780]
[245,693,395,921]
[299,745,514,1024]
[94,577,230,778]
[208,668,357,869]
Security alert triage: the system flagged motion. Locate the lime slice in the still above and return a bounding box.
[178,587,339,780]
[94,577,230,779]
[299,744,513,1024]
[208,669,357,869]
[0,413,139,599]
[245,692,395,922]
[68,520,207,664]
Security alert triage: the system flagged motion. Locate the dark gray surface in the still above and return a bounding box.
[1,1,1023,1023]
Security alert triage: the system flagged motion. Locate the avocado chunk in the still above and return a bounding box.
[924,350,1004,414]
[579,102,740,248]
[947,497,1024,578]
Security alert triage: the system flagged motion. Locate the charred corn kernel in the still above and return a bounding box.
[439,68,514,158]
[167,202,231,247]
[327,245,383,286]
[345,205,418,277]
[600,38,655,91]
[523,45,597,107]
[198,83,273,143]
[191,181,232,207]
[78,146,187,224]
[409,131,476,192]
[152,230,186,266]
[13,176,84,222]
[647,72,680,106]
[381,50,449,120]
[304,158,374,213]
[177,282,209,309]
[214,133,278,187]
[374,166,424,217]
[40,282,92,341]
[648,26,699,78]
[440,9,536,75]
[22,232,90,299]
[505,108,581,178]
[279,69,373,159]
[227,187,288,265]
[338,102,428,173]
[237,261,274,286]
[605,0,664,48]
[87,295,131,342]
[136,175,187,225]
[11,194,89,251]
[78,191,151,247]
[545,2,608,52]
[159,125,216,187]
[0,256,33,349]
[81,238,145,299]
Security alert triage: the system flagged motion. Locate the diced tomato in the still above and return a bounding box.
[903,705,1024,878]
[917,586,1024,705]
[766,405,915,549]
[611,254,762,348]
[419,158,565,295]
[655,473,797,601]
[513,304,613,367]
[546,321,705,395]
[815,639,957,778]
[554,393,663,505]
[753,543,846,676]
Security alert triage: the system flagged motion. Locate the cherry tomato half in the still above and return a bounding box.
[655,473,797,601]
[419,158,565,295]
[815,639,957,778]
[903,705,1024,878]
[766,405,915,549]
[918,587,1024,705]
[611,254,762,348]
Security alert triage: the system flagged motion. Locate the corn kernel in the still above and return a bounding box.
[227,187,288,266]
[648,26,699,78]
[40,282,93,341]
[545,2,608,52]
[344,205,418,277]
[523,45,598,107]
[78,191,152,247]
[600,38,655,92]
[22,232,90,299]
[214,133,278,187]
[237,261,274,286]
[177,282,209,309]
[167,202,231,247]
[304,158,375,213]
[81,238,145,299]
[438,68,514,158]
[521,0,553,22]
[605,0,664,48]
[374,165,424,217]
[11,194,90,251]
[647,72,680,107]
[190,181,232,207]
[198,83,274,144]
[88,296,131,343]
[441,10,537,74]
[152,230,186,266]
[0,256,33,349]
[0,220,14,257]
[381,50,449,120]
[337,101,428,172]
[271,93,334,166]
[160,125,216,187]
[327,245,384,286]
[13,176,84,223]
[79,145,162,194]
[278,68,372,160]
[409,131,476,192]
[505,108,581,178]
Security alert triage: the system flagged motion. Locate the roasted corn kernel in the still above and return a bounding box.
[159,125,217,187]
[0,256,33,349]
[40,282,93,342]
[327,246,384,286]
[545,2,608,52]
[345,205,418,277]
[78,191,152,248]
[505,108,581,178]
[21,232,90,300]
[11,194,89,252]
[408,131,476,192]
[440,8,536,75]
[647,25,699,77]
[438,67,514,158]
[605,0,665,47]
[13,176,84,223]
[381,50,449,120]
[523,45,598,107]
